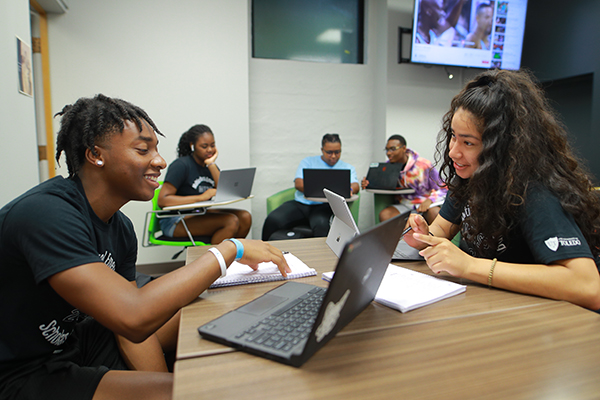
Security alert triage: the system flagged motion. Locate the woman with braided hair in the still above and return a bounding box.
[404,69,600,311]
[0,94,289,399]
[157,124,252,244]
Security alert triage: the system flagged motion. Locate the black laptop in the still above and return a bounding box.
[303,168,351,199]
[197,213,406,367]
[365,162,404,190]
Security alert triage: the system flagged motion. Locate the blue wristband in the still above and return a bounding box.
[226,238,244,261]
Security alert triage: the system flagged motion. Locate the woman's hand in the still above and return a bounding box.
[205,148,219,166]
[413,233,474,278]
[199,188,217,201]
[234,239,291,277]
[403,214,431,249]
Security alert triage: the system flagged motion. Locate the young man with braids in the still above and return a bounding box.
[0,94,290,400]
[404,69,600,311]
[157,124,252,244]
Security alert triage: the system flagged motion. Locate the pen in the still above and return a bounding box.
[401,226,434,238]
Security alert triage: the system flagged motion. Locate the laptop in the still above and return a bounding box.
[365,162,404,190]
[303,168,351,199]
[324,188,424,261]
[197,213,406,367]
[162,167,256,210]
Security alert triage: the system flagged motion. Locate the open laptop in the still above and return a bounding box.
[365,162,404,190]
[162,167,256,211]
[197,213,405,367]
[324,188,424,261]
[303,168,351,199]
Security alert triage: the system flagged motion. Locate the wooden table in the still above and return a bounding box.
[174,238,600,399]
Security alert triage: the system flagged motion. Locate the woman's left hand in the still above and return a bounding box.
[205,149,219,165]
[413,232,474,277]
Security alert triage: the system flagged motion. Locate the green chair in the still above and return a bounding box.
[142,183,211,259]
[373,193,395,224]
[266,187,296,215]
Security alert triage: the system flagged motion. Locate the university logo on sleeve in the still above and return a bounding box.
[544,237,559,252]
[544,236,582,252]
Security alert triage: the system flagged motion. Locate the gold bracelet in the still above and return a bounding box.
[488,258,497,288]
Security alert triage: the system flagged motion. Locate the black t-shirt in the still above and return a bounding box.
[164,155,215,195]
[439,184,599,270]
[0,176,137,368]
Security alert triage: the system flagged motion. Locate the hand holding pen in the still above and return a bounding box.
[401,214,432,249]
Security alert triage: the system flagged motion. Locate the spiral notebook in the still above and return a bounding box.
[209,252,317,288]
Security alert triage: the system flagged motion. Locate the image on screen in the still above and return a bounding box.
[409,0,528,70]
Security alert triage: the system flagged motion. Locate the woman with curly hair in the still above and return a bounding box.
[404,69,600,310]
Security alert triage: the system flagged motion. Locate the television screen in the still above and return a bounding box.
[409,0,528,70]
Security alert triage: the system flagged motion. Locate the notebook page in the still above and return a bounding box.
[210,253,316,288]
[322,264,466,313]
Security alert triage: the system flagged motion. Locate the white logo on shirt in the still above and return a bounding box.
[192,176,215,192]
[544,236,581,252]
[99,251,116,270]
[39,320,70,346]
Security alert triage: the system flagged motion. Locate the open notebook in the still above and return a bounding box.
[209,252,316,288]
[323,265,466,313]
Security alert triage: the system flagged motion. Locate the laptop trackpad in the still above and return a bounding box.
[238,294,288,316]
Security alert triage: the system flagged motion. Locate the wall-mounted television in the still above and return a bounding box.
[409,0,528,70]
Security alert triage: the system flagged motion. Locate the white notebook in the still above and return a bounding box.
[209,252,316,288]
[323,264,466,313]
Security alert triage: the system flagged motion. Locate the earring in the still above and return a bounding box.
[96,160,103,166]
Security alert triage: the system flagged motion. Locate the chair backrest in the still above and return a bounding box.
[266,187,360,225]
[266,187,296,215]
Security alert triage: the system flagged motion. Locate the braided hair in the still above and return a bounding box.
[55,94,163,178]
[176,124,213,158]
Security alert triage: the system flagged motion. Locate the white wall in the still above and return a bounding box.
[0,0,40,207]
[249,0,389,236]
[46,0,251,264]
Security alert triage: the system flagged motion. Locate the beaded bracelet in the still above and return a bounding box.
[488,258,498,288]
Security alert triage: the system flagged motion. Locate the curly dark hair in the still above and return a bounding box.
[177,124,213,158]
[435,69,600,256]
[55,94,163,178]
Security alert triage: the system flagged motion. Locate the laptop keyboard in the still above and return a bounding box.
[235,286,327,352]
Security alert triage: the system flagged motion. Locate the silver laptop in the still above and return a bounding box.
[197,213,406,367]
[324,188,424,261]
[163,167,256,210]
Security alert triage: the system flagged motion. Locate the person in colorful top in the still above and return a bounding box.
[362,134,447,224]
[404,69,600,311]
